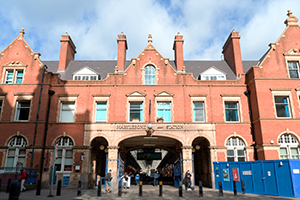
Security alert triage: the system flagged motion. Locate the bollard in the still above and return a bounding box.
[6,178,11,193]
[159,181,162,197]
[233,181,237,196]
[97,181,101,196]
[241,180,245,194]
[179,181,182,197]
[77,180,81,196]
[199,181,203,197]
[56,180,61,196]
[118,180,122,197]
[218,181,223,197]
[139,181,142,196]
[36,179,41,195]
[9,180,20,200]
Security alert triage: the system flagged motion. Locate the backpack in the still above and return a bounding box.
[125,175,128,181]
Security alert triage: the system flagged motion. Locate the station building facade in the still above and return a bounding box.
[0,10,299,188]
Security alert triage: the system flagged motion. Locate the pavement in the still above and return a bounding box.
[1,185,298,200]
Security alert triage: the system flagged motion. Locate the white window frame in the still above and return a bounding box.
[278,133,300,159]
[274,96,292,118]
[4,69,24,84]
[144,65,156,85]
[193,101,205,122]
[55,137,74,173]
[129,102,143,122]
[5,136,27,170]
[226,137,246,162]
[224,101,240,122]
[59,102,75,122]
[287,61,300,78]
[95,102,107,122]
[14,100,31,121]
[73,75,99,80]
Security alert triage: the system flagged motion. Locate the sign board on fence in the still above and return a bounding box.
[62,174,70,186]
[223,168,229,182]
[232,168,239,181]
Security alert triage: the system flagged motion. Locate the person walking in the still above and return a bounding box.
[153,170,160,186]
[105,169,113,193]
[20,169,26,192]
[122,172,129,194]
[185,170,192,191]
[135,171,140,186]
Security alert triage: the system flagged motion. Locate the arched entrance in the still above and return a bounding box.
[118,136,182,185]
[192,137,212,187]
[91,137,108,186]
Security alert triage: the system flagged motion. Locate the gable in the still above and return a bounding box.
[200,66,227,76]
[126,90,146,97]
[72,66,98,75]
[154,90,174,97]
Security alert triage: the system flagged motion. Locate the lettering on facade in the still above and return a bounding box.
[116,124,147,130]
[166,125,184,130]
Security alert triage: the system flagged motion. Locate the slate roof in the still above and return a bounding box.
[42,60,258,81]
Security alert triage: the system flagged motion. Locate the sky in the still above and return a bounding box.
[0,0,299,61]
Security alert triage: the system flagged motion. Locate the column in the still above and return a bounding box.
[182,146,194,186]
[107,145,119,189]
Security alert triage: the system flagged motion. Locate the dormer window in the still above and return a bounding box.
[199,66,226,80]
[72,66,100,80]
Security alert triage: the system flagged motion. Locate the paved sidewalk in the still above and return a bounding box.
[0,185,297,200]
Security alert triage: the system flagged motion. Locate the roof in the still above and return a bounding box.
[42,60,258,81]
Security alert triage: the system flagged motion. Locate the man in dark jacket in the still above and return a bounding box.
[185,170,192,190]
[105,169,113,193]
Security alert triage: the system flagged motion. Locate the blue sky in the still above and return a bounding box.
[0,0,299,61]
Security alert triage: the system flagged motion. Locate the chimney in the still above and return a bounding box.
[222,30,243,76]
[117,32,128,71]
[173,32,184,72]
[58,32,76,71]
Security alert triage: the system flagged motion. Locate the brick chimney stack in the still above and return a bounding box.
[222,30,243,76]
[58,32,76,71]
[173,32,184,72]
[117,32,128,72]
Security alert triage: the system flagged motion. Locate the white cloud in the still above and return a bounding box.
[0,0,300,61]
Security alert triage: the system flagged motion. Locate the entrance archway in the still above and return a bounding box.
[91,137,108,186]
[192,137,212,187]
[118,136,182,185]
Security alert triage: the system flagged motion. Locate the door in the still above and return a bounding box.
[174,153,183,188]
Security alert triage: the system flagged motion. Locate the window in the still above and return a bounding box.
[5,136,27,169]
[225,102,239,122]
[5,70,24,84]
[288,61,300,78]
[226,137,246,161]
[278,134,299,159]
[95,102,107,122]
[145,65,155,85]
[157,102,171,122]
[275,96,291,118]
[193,102,205,122]
[15,100,31,121]
[60,102,75,122]
[129,102,143,122]
[0,100,2,114]
[55,137,74,172]
[73,75,99,80]
[201,75,225,80]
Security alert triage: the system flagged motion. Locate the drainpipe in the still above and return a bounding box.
[36,90,55,195]
[244,90,258,160]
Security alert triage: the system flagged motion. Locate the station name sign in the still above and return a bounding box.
[115,124,184,130]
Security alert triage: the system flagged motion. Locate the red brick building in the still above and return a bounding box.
[0,10,299,189]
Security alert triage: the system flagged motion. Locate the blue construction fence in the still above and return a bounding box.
[213,159,300,197]
[0,167,38,185]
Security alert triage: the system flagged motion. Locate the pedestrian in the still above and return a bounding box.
[185,170,192,191]
[135,171,140,186]
[153,169,160,186]
[122,172,129,194]
[105,169,113,193]
[20,169,26,192]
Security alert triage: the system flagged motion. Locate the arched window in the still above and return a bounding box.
[226,137,246,161]
[144,65,155,85]
[278,134,299,159]
[6,136,27,168]
[55,137,74,172]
